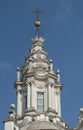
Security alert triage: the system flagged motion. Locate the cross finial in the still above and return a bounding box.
[33,9,42,21]
[33,9,43,37]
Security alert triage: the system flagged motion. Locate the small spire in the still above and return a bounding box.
[17,67,21,81]
[57,69,61,82]
[9,104,16,118]
[49,59,53,71]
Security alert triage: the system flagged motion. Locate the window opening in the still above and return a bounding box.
[25,95,27,110]
[37,92,44,112]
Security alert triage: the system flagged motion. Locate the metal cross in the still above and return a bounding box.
[33,9,42,20]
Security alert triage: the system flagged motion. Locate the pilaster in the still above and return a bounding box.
[27,83,30,108]
[52,85,55,109]
[47,83,52,108]
[17,86,22,117]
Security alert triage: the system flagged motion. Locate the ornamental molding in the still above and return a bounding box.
[3,118,15,123]
[25,107,37,113]
[34,80,47,89]
[54,83,63,90]
[31,51,48,57]
[31,36,45,43]
[14,81,23,89]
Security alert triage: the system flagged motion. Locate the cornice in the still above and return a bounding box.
[3,117,15,123]
[14,81,23,89]
[54,83,63,90]
[48,72,57,80]
[31,50,48,56]
[22,71,57,81]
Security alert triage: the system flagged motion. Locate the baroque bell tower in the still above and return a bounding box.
[4,9,68,130]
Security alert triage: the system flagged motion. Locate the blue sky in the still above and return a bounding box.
[0,0,83,129]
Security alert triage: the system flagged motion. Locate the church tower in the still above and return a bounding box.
[3,9,68,130]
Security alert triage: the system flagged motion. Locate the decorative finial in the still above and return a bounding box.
[57,69,61,82]
[9,104,16,118]
[33,9,42,27]
[80,108,83,114]
[49,59,53,71]
[79,108,83,123]
[10,104,15,109]
[17,67,21,81]
[33,9,43,37]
